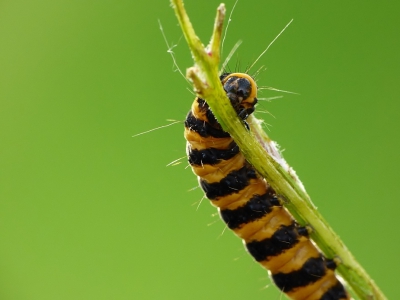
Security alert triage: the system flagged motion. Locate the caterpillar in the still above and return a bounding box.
[184,72,350,300]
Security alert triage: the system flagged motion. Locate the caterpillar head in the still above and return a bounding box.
[220,73,258,120]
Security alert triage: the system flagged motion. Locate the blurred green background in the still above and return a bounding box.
[1,0,399,299]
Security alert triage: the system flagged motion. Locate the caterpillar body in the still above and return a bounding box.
[184,73,350,300]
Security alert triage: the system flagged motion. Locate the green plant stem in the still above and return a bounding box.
[170,0,387,299]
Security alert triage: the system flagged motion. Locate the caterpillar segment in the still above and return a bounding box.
[184,73,350,300]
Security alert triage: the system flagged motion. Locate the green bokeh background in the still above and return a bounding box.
[1,0,399,299]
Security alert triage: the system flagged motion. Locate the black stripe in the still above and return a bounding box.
[296,226,310,237]
[272,255,326,292]
[246,222,300,261]
[205,104,219,127]
[200,164,257,199]
[320,280,348,300]
[325,258,338,270]
[220,189,280,229]
[188,141,239,166]
[185,111,230,138]
[195,98,220,128]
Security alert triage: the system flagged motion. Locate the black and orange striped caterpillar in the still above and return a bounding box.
[184,72,350,300]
